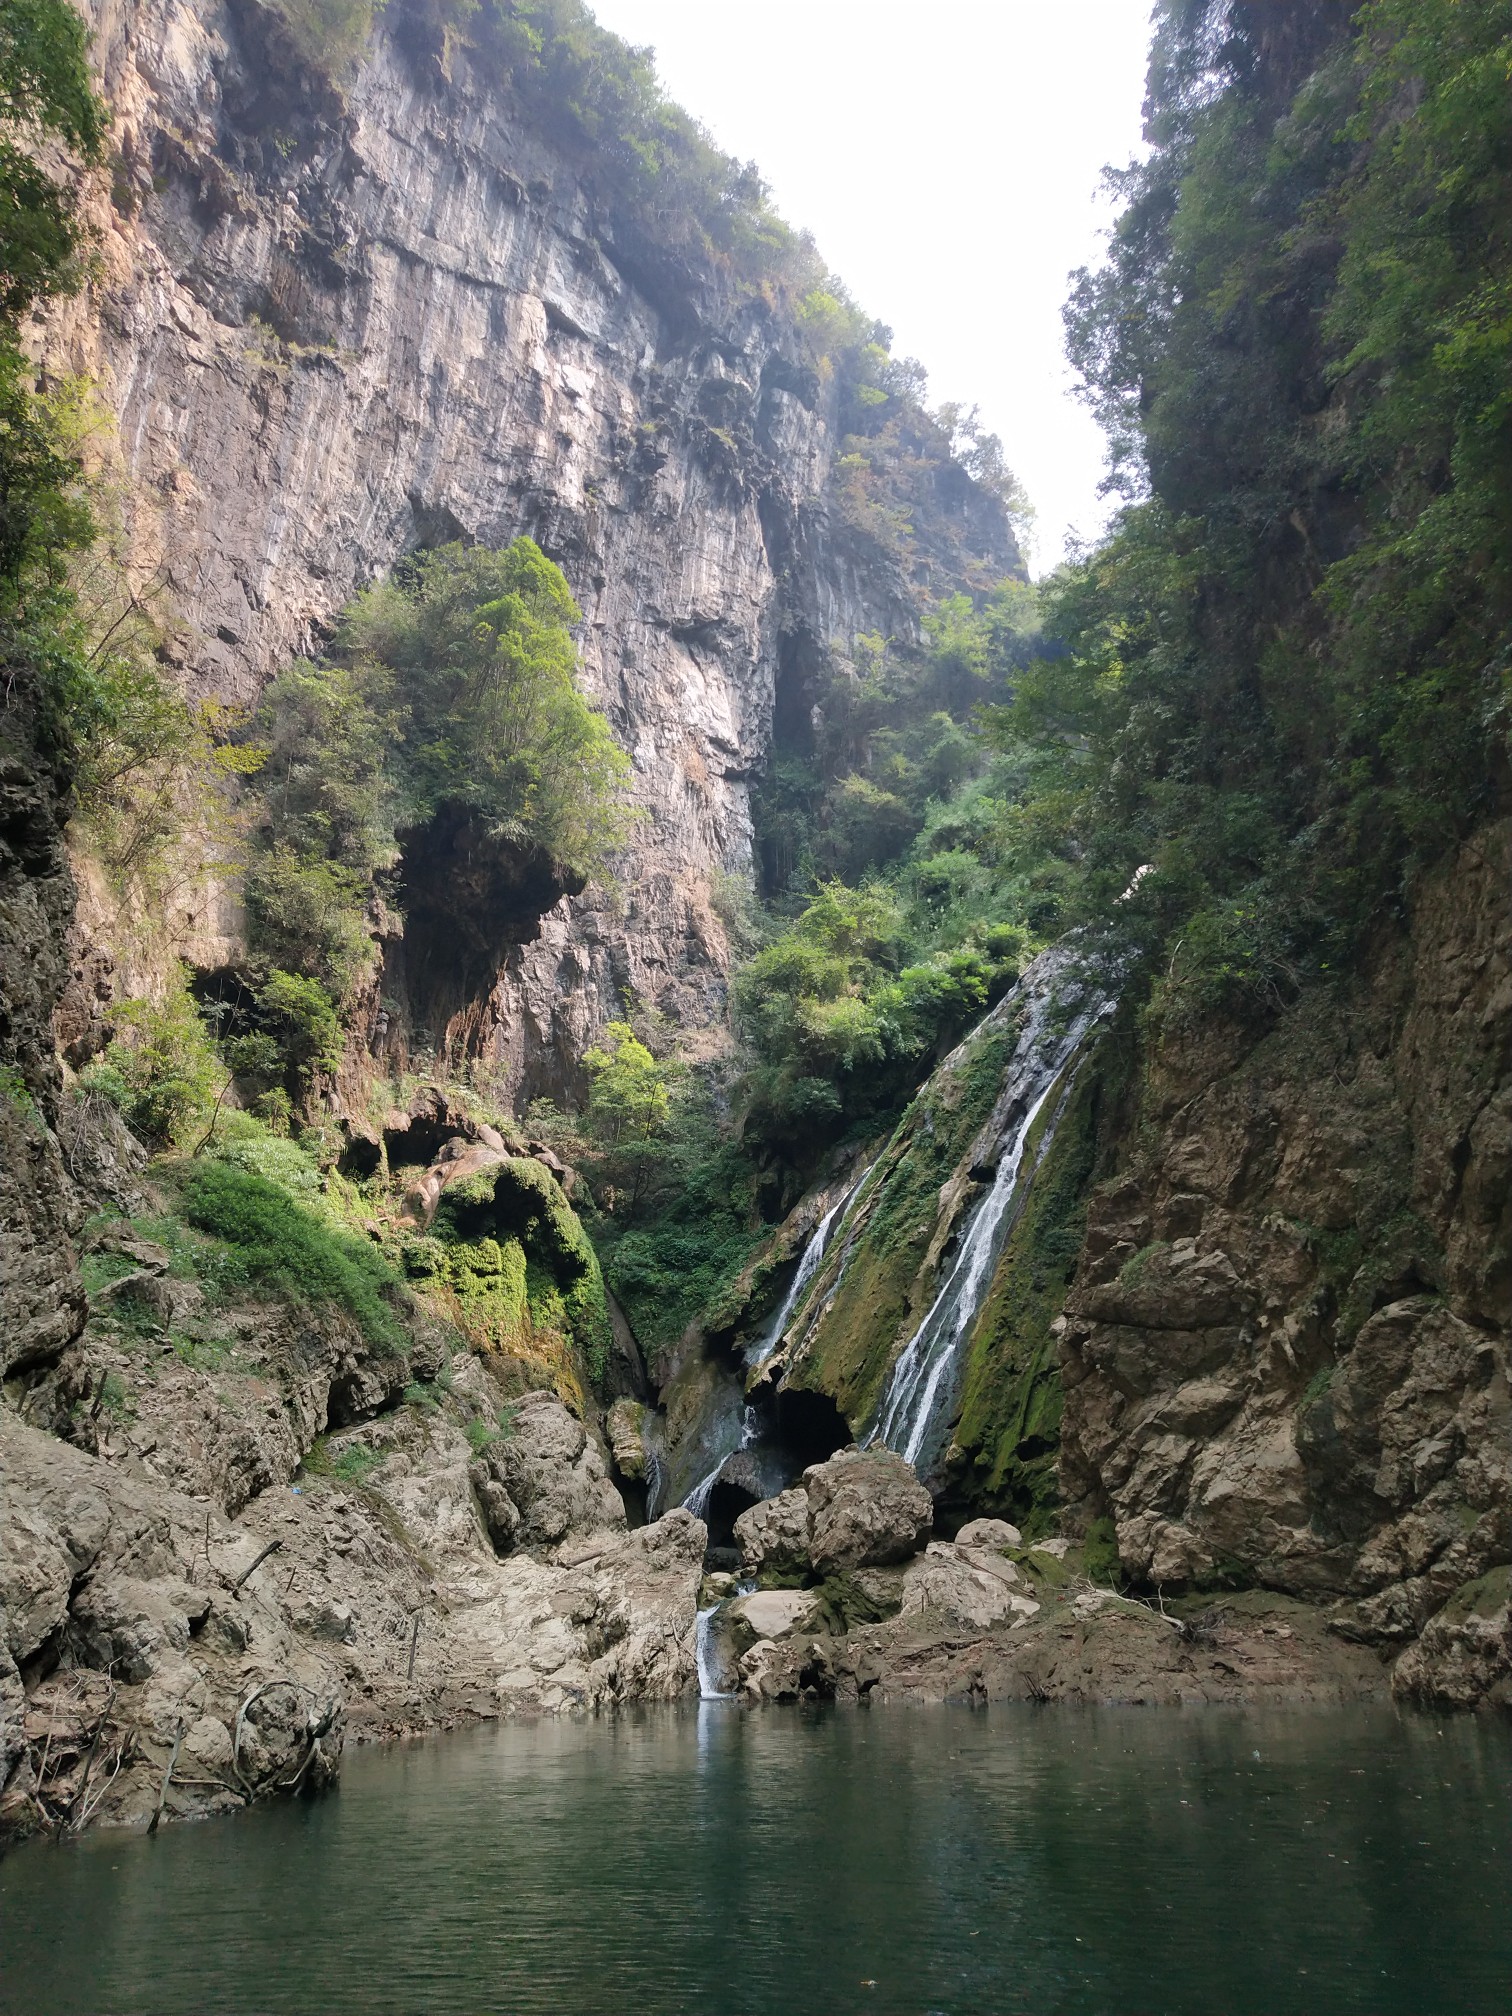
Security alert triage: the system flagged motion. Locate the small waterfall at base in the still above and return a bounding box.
[869,945,1114,1476]
[746,1171,864,1370]
[694,1606,733,1699]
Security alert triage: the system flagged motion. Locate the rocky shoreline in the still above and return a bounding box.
[4,1403,1440,1849]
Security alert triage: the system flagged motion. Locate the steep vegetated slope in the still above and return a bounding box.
[692,0,1510,1707]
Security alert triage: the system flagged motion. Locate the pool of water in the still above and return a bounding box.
[2,1703,1508,2015]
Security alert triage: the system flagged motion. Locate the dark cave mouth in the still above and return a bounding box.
[389,804,584,1012]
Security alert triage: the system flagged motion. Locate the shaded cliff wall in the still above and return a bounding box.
[1058,822,1510,1697]
[0,702,88,1378]
[41,0,1014,1100]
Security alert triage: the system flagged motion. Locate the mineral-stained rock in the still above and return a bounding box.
[804,1448,934,1574]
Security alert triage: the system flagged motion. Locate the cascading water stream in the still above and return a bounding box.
[694,1606,732,1699]
[869,947,1114,1475]
[680,1178,867,1521]
[683,1404,759,1517]
[745,1172,863,1369]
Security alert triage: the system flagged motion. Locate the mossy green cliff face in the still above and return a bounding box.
[406,1154,612,1411]
[948,1066,1102,1534]
[775,1011,1017,1429]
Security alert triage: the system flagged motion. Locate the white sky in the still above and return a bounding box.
[587,0,1154,575]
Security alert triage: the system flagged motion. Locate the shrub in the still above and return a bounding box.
[82,968,224,1146]
[180,1160,407,1353]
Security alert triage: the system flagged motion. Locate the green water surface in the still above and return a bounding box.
[1,1702,1507,2015]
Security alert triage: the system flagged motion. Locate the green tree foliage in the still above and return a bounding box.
[583,1019,671,1209]
[246,537,631,1002]
[0,0,102,597]
[81,966,226,1146]
[261,0,377,76]
[1003,0,1512,1026]
[0,0,103,322]
[734,880,1020,1158]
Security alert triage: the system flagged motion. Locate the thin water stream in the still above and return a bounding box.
[870,945,1113,1472]
[2,1705,1506,2015]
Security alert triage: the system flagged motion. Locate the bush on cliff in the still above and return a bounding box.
[181,1159,407,1353]
[244,538,632,1008]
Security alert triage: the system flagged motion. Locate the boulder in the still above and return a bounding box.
[955,1517,1022,1553]
[489,1392,625,1551]
[733,1486,812,1581]
[606,1397,647,1482]
[804,1447,932,1574]
[730,1588,818,1641]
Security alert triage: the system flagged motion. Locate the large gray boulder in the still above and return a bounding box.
[483,1391,625,1553]
[733,1485,812,1581]
[805,1448,933,1574]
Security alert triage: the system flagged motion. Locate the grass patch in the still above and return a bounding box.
[180,1160,408,1354]
[302,1436,383,1486]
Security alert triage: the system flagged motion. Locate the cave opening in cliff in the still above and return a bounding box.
[754,631,829,897]
[775,1386,851,1468]
[387,804,584,1037]
[703,1478,760,1552]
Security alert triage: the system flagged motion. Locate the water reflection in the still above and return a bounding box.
[1,1704,1507,2016]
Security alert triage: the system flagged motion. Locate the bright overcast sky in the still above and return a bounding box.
[587,0,1154,575]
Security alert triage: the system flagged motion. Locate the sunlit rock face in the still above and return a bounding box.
[44,0,1014,1101]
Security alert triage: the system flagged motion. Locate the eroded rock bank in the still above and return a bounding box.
[1,1383,703,1842]
[696,1447,1384,1709]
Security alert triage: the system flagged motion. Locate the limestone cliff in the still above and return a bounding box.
[42,0,1014,1098]
[1058,821,1512,1709]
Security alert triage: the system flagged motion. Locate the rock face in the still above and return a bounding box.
[47,0,1015,1099]
[1059,821,1512,1709]
[472,1390,626,1553]
[0,702,88,1379]
[733,1446,933,1581]
[0,1377,705,1843]
[726,1522,1385,1710]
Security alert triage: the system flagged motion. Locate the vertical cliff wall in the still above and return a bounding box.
[41,0,1015,1100]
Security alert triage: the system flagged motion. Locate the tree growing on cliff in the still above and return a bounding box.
[245,538,632,1027]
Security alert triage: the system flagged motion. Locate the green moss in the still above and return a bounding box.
[807,1573,904,1633]
[179,1160,408,1354]
[1437,1565,1510,1622]
[951,1065,1099,1527]
[1299,1360,1335,1413]
[433,1158,612,1392]
[1117,1239,1169,1288]
[1082,1515,1122,1589]
[790,1019,1015,1424]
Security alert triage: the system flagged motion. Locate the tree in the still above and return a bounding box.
[584,1020,672,1209]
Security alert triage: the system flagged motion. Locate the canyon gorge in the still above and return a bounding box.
[0,0,1507,1855]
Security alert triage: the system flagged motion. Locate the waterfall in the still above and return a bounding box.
[682,1405,759,1517]
[869,946,1113,1475]
[694,1606,732,1699]
[746,1172,864,1369]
